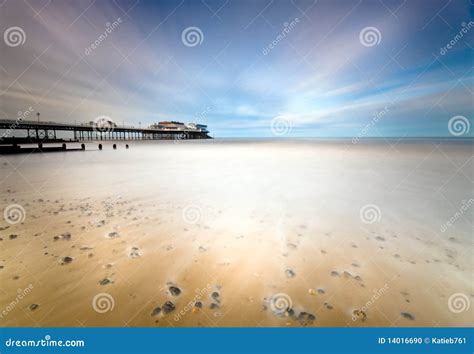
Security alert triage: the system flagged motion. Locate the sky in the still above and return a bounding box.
[0,0,473,137]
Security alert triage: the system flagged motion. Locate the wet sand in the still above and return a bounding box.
[0,139,473,327]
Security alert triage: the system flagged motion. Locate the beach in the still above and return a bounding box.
[0,139,472,327]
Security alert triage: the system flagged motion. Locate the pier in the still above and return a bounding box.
[0,119,211,154]
[0,119,210,141]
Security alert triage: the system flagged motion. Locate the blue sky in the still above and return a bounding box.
[1,0,473,137]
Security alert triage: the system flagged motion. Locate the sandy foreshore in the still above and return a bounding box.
[0,139,472,327]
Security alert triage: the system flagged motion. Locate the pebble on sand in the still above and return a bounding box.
[60,256,73,265]
[169,286,181,297]
[400,312,415,321]
[99,278,112,285]
[162,301,176,314]
[29,304,39,311]
[107,231,120,239]
[285,269,296,278]
[352,309,367,322]
[151,307,161,316]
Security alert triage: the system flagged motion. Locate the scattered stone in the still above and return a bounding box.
[99,278,112,285]
[352,309,367,322]
[330,271,339,277]
[194,301,203,308]
[151,307,161,316]
[317,288,325,294]
[285,269,296,278]
[210,303,220,309]
[308,288,317,295]
[61,256,73,265]
[297,311,316,324]
[400,312,415,321]
[107,231,119,239]
[30,304,39,311]
[287,243,297,250]
[162,301,175,314]
[129,247,141,258]
[169,286,181,297]
[324,302,333,310]
[375,236,385,241]
[211,291,220,302]
[60,232,72,240]
[9,234,18,240]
